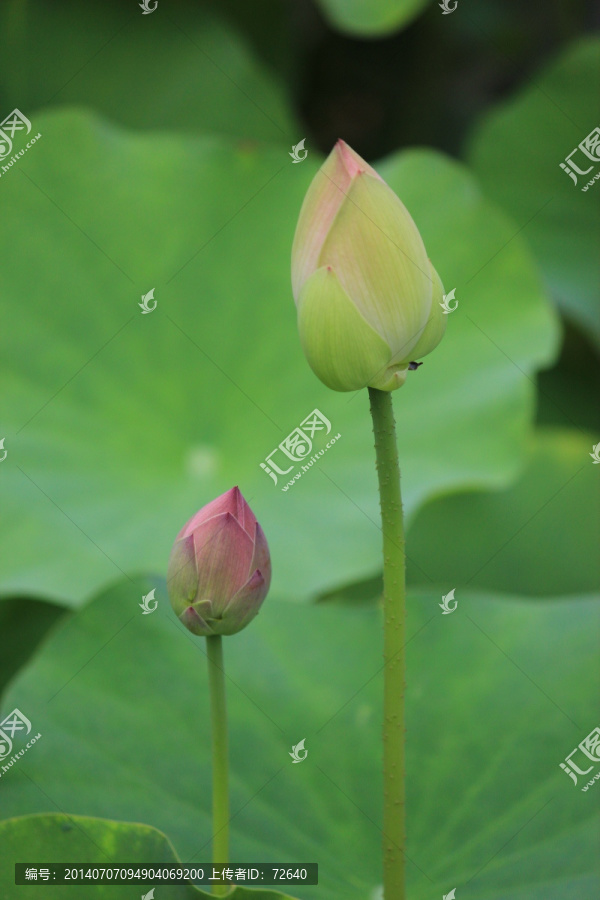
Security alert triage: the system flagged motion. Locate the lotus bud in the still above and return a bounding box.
[291,140,447,391]
[167,487,271,637]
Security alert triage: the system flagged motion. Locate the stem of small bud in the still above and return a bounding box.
[206,634,229,896]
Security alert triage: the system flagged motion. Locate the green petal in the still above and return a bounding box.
[397,260,447,362]
[291,146,353,301]
[291,141,384,301]
[297,266,392,392]
[166,535,198,616]
[317,172,432,361]
[369,363,409,391]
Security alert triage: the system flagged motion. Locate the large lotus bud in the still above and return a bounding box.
[291,140,446,391]
[167,487,271,637]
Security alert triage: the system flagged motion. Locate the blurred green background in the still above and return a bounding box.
[0,1,598,898]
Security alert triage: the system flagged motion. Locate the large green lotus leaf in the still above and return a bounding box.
[537,322,600,433]
[0,813,298,899]
[321,427,600,605]
[405,427,600,596]
[468,37,600,347]
[0,597,65,697]
[1,577,598,899]
[0,0,296,142]
[314,0,429,37]
[0,110,558,605]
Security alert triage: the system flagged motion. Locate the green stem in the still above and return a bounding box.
[206,634,229,897]
[368,387,406,900]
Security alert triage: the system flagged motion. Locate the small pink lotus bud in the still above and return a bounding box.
[167,487,271,637]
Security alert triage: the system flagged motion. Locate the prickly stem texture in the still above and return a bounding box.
[368,386,406,900]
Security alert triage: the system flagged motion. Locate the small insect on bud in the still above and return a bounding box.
[167,487,271,637]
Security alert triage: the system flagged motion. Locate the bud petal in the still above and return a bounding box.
[178,485,257,542]
[249,522,272,592]
[297,266,392,391]
[220,569,267,635]
[180,601,214,637]
[369,363,409,391]
[291,141,383,300]
[166,534,198,606]
[317,172,431,361]
[191,513,254,617]
[400,262,447,362]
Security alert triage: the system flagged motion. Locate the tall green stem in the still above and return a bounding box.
[368,387,406,900]
[206,634,229,897]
